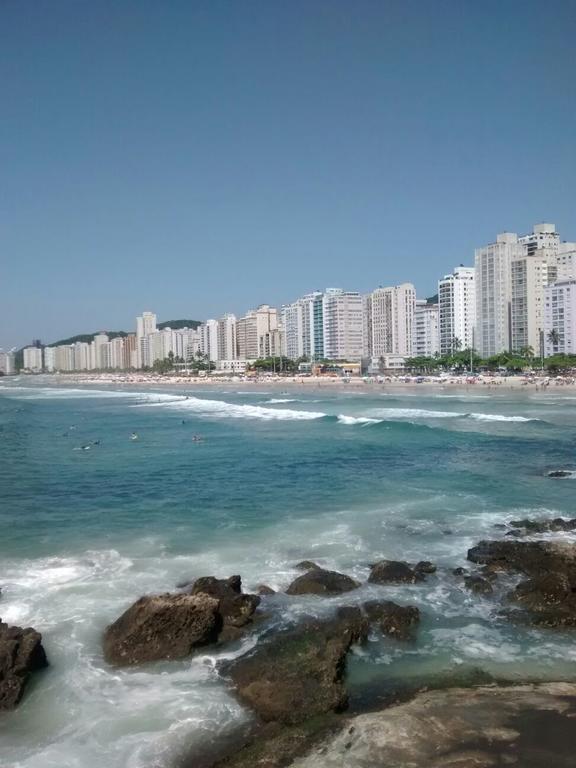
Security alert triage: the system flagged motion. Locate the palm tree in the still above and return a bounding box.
[518,345,535,361]
[547,328,560,348]
[452,336,462,353]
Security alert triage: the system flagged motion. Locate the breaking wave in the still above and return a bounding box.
[337,415,383,426]
[133,393,327,421]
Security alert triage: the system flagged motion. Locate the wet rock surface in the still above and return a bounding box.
[467,539,576,577]
[286,568,360,596]
[294,561,321,571]
[225,608,368,725]
[0,621,48,710]
[367,559,427,584]
[257,585,276,596]
[290,683,576,768]
[362,600,420,640]
[464,575,493,595]
[103,593,221,665]
[510,517,576,534]
[188,575,261,629]
[468,539,576,627]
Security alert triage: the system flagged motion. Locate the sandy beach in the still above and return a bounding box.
[13,370,576,393]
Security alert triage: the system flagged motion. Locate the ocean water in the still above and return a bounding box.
[1,378,576,767]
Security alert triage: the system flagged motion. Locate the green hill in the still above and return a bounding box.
[46,331,128,347]
[157,319,201,330]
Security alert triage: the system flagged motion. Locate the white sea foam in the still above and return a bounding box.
[371,407,463,419]
[337,415,382,426]
[0,386,142,400]
[133,393,327,421]
[468,412,535,422]
[265,398,298,403]
[369,407,537,423]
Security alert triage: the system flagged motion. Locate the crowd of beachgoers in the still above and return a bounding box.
[9,370,576,391]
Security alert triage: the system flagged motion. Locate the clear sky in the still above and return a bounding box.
[1,0,575,348]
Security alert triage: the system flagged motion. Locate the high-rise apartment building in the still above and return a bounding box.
[322,289,364,361]
[281,291,324,360]
[555,242,576,282]
[0,350,16,375]
[519,222,560,256]
[475,232,525,357]
[217,314,237,361]
[136,311,157,368]
[438,266,476,355]
[510,252,551,353]
[544,280,576,356]
[236,305,279,360]
[364,283,415,360]
[23,346,43,372]
[413,300,440,357]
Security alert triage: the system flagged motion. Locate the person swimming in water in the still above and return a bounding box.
[130,432,139,441]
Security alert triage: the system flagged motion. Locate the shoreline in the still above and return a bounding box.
[6,371,576,393]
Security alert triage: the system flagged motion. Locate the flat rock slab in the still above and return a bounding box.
[292,683,576,768]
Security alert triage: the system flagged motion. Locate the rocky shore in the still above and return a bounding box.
[3,516,576,765]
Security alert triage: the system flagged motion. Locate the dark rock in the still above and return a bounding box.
[257,585,276,596]
[415,561,437,575]
[189,575,261,628]
[468,540,576,628]
[363,600,420,640]
[103,593,220,666]
[547,470,574,478]
[0,621,48,710]
[510,572,576,628]
[202,716,343,768]
[506,529,523,537]
[479,565,499,582]
[286,568,360,596]
[514,572,571,609]
[294,561,321,571]
[368,560,425,585]
[226,608,368,725]
[464,576,493,595]
[510,517,576,534]
[452,567,467,577]
[467,540,576,578]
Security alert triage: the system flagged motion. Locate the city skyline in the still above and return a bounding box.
[5,218,575,351]
[9,219,576,376]
[2,1,575,348]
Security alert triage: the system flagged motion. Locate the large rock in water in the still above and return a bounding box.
[286,568,360,596]
[290,683,576,768]
[509,517,576,534]
[367,560,425,584]
[103,593,220,666]
[0,621,48,710]
[363,600,420,639]
[467,540,576,578]
[226,607,368,725]
[468,540,576,628]
[188,575,260,629]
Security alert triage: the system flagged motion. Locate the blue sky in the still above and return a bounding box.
[1,0,575,347]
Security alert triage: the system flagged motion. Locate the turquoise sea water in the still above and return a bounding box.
[1,378,576,767]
